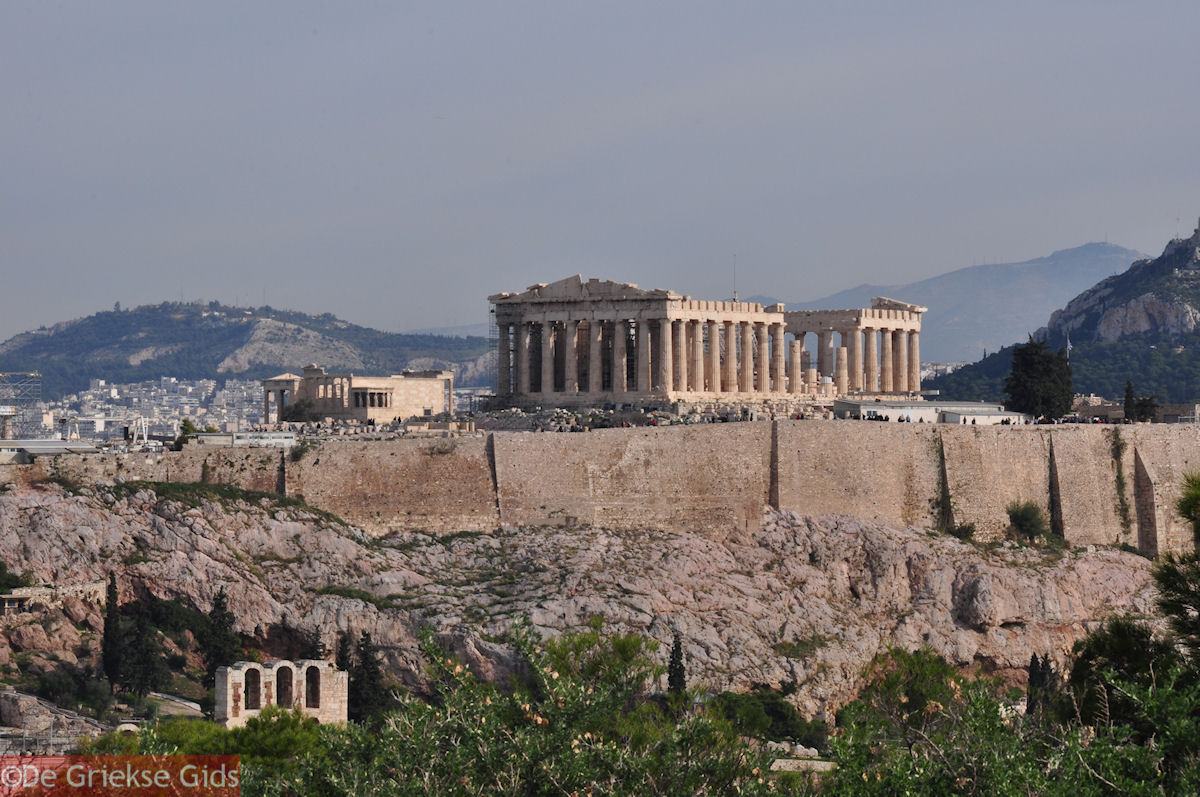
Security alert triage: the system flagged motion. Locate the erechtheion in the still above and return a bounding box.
[489,275,926,408]
[262,364,454,424]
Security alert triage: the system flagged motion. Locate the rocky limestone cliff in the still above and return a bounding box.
[217,318,367,374]
[0,482,1155,718]
[1042,224,1200,343]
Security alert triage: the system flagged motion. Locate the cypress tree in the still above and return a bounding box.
[101,573,123,692]
[203,587,241,688]
[349,631,391,723]
[335,631,354,672]
[668,633,686,695]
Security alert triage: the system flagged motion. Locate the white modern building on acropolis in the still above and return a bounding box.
[488,275,926,408]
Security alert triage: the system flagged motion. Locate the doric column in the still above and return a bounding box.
[816,331,830,376]
[613,322,628,393]
[516,323,531,395]
[880,329,893,393]
[588,321,603,395]
[497,322,512,396]
[846,329,863,392]
[835,346,849,395]
[864,329,878,393]
[788,339,801,394]
[563,320,579,393]
[636,320,651,392]
[263,390,271,424]
[724,319,734,391]
[540,322,555,394]
[755,323,769,392]
[893,330,908,393]
[740,322,754,392]
[770,323,785,393]
[278,390,287,417]
[908,330,921,395]
[690,320,705,392]
[707,320,721,392]
[673,320,688,393]
[658,318,674,394]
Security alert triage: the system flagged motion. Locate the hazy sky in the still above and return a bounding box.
[4,2,1198,341]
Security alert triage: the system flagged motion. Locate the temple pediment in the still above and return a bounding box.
[871,297,927,314]
[489,275,679,304]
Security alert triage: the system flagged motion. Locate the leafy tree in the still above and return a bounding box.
[300,623,778,796]
[202,587,241,689]
[1176,472,1200,549]
[0,561,31,592]
[1003,338,1073,419]
[667,632,685,695]
[1154,552,1200,660]
[101,573,123,691]
[1068,616,1181,731]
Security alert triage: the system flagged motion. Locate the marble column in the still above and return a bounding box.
[516,323,531,395]
[636,320,651,393]
[816,331,830,377]
[658,319,674,393]
[755,323,769,392]
[690,320,704,392]
[835,346,849,395]
[673,320,688,394]
[497,323,512,396]
[564,320,579,393]
[740,322,754,392]
[864,329,878,393]
[614,322,628,393]
[539,322,555,393]
[908,330,921,394]
[880,329,893,393]
[588,321,603,395]
[707,320,721,392]
[893,330,908,394]
[770,324,785,393]
[846,329,863,392]
[788,339,802,394]
[723,321,737,393]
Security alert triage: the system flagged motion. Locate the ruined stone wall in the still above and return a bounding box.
[493,424,771,537]
[285,438,498,535]
[773,421,941,529]
[6,422,1200,553]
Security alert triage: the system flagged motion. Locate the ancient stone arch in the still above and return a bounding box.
[214,659,347,728]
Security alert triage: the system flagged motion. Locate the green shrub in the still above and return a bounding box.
[1006,500,1050,544]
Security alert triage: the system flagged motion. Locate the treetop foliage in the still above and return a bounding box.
[1003,338,1073,419]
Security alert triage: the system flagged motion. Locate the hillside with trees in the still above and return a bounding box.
[0,301,492,398]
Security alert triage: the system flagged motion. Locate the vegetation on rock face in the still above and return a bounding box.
[90,621,787,796]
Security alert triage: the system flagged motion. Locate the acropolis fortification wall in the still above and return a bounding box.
[10,422,1200,554]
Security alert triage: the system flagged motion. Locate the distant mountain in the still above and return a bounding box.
[928,225,1200,404]
[0,302,493,399]
[758,243,1144,362]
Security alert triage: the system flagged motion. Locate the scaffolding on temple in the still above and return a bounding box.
[0,372,43,439]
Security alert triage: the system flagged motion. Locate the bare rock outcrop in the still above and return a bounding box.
[0,483,1155,718]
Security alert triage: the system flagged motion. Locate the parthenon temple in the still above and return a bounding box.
[489,276,926,408]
